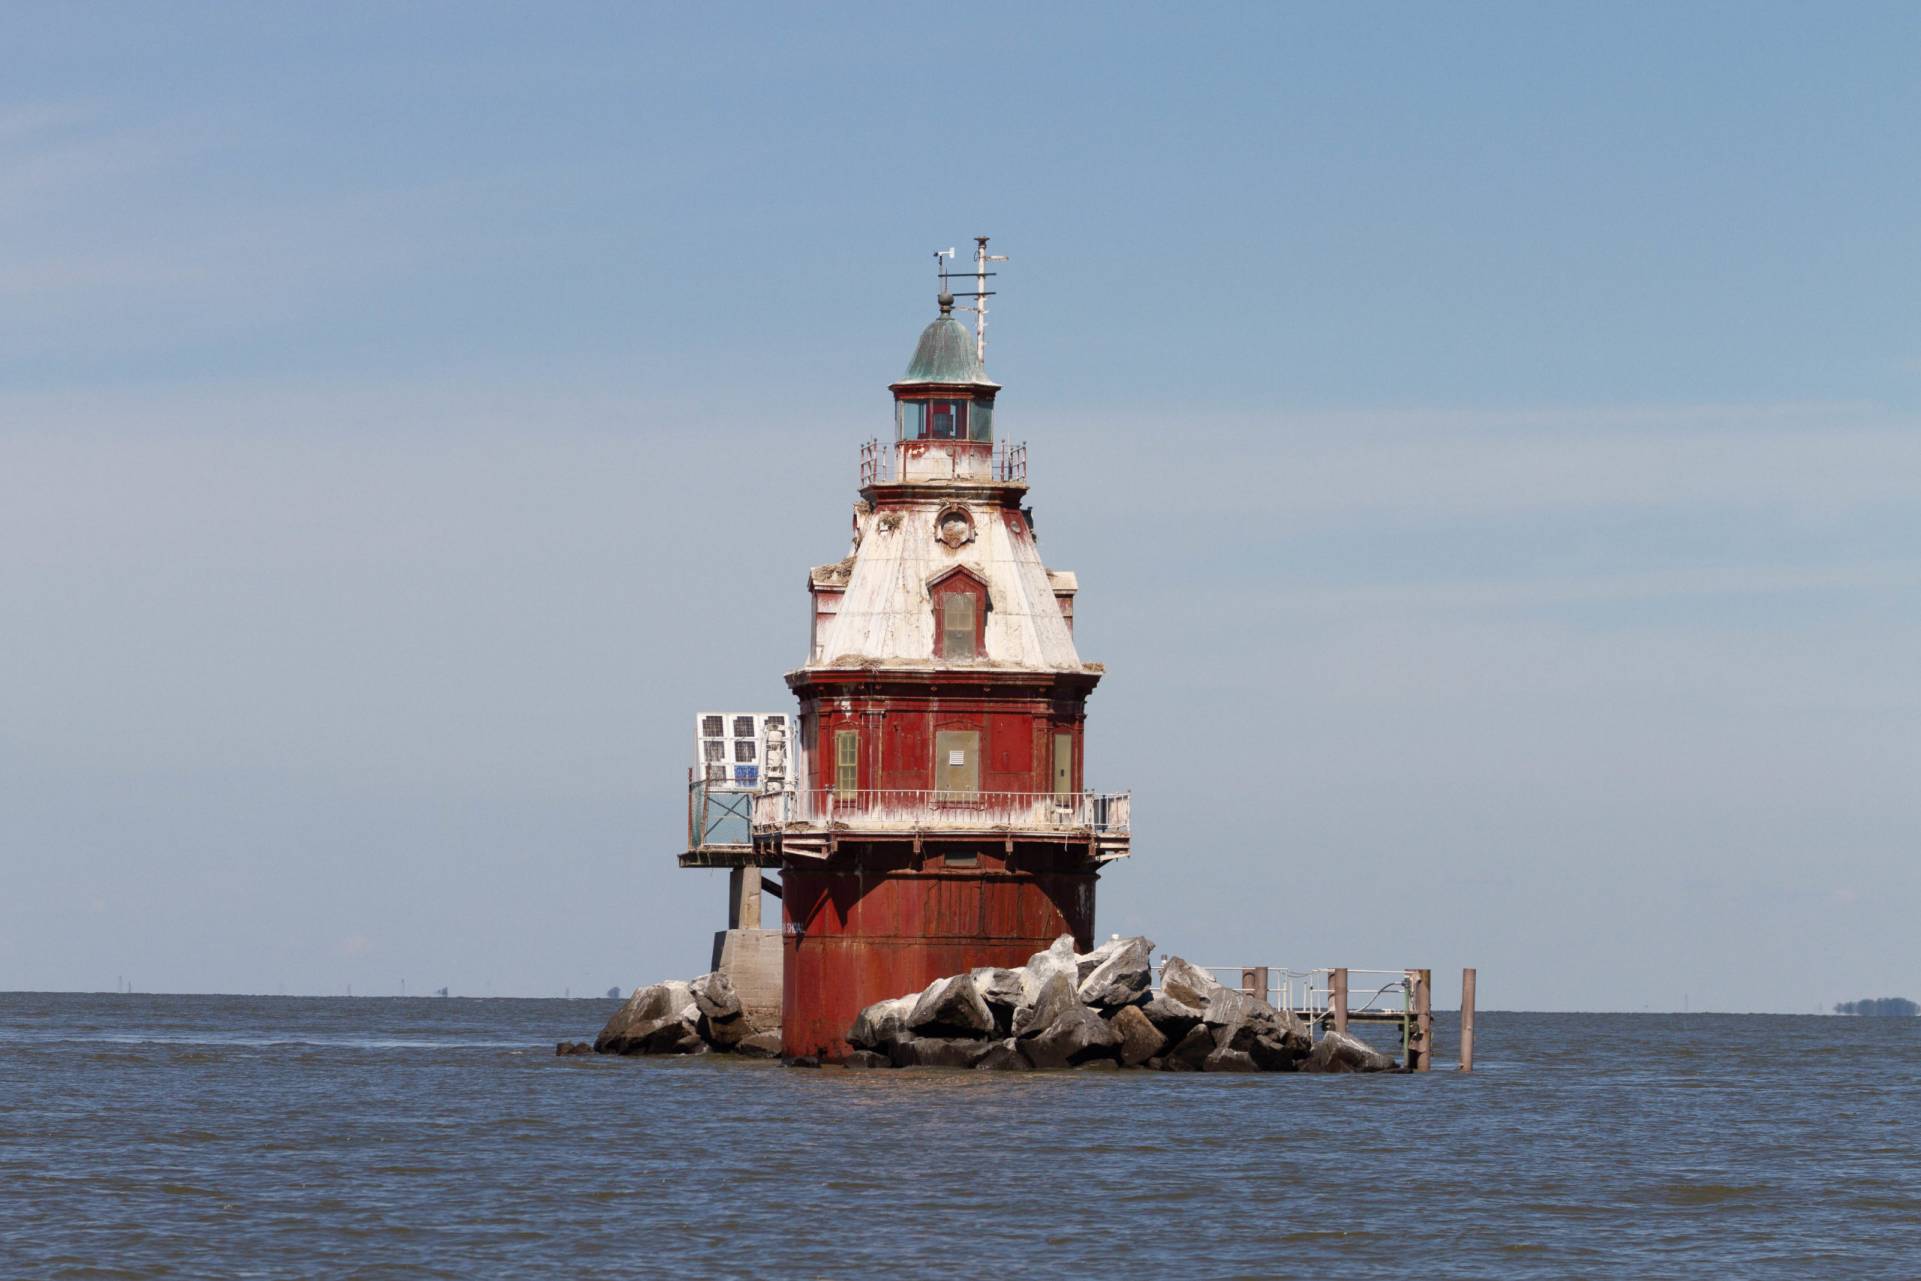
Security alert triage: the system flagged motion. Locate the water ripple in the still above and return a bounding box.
[4,997,1920,1277]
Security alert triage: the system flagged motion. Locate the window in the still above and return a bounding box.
[941,593,976,660]
[897,398,974,441]
[834,730,858,797]
[969,401,992,441]
[1053,733,1074,797]
[929,400,963,439]
[931,571,988,661]
[935,730,979,797]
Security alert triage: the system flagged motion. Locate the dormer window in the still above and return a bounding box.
[929,569,989,660]
[941,593,976,659]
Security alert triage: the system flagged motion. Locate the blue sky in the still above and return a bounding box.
[2,4,1917,1008]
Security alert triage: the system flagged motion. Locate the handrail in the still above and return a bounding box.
[752,788,1129,834]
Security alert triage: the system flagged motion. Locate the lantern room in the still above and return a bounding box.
[888,292,1000,482]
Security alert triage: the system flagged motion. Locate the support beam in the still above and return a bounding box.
[727,866,760,930]
[760,876,782,899]
[1460,967,1477,1073]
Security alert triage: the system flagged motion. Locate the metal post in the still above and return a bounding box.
[972,236,1005,364]
[1242,966,1269,1004]
[1409,969,1433,1072]
[1331,968,1349,1036]
[1460,967,1477,1073]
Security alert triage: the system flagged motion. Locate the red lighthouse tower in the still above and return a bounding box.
[752,249,1132,1059]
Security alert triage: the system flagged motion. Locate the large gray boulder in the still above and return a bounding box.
[1163,1024,1215,1071]
[1198,987,1313,1054]
[690,973,759,1048]
[1303,1030,1398,1074]
[1219,1019,1306,1072]
[971,967,1024,1034]
[1017,935,1080,1011]
[888,1034,988,1069]
[1021,1002,1120,1069]
[907,974,995,1039]
[690,972,743,1024]
[1077,936,1155,1009]
[1202,1046,1259,1073]
[971,967,1025,1010]
[1013,972,1081,1038]
[734,1030,784,1059]
[972,1038,1031,1071]
[847,995,916,1051]
[1160,956,1225,1009]
[619,1016,704,1056]
[1074,936,1127,983]
[594,980,699,1055]
[1111,1004,1165,1067]
[1141,994,1205,1040]
[698,1011,760,1049]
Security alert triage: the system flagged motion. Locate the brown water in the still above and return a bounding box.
[3,993,1917,1277]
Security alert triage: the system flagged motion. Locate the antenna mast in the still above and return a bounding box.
[932,236,1007,364]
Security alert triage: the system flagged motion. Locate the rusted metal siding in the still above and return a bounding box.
[795,683,1086,797]
[779,844,1098,1061]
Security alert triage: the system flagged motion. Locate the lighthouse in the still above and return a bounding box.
[747,242,1133,1060]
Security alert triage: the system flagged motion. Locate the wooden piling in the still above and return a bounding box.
[1460,967,1477,1073]
[1410,969,1433,1071]
[1331,967,1349,1036]
[1242,965,1269,1003]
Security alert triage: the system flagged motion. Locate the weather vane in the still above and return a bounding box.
[931,235,1008,364]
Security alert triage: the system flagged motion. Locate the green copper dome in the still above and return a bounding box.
[896,295,1000,388]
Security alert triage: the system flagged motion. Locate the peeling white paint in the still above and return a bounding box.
[809,493,1083,672]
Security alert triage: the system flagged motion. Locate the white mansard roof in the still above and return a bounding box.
[809,498,1083,672]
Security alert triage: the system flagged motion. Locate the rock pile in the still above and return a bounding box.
[844,935,1396,1072]
[593,971,783,1059]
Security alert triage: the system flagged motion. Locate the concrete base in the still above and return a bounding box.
[711,928,783,1030]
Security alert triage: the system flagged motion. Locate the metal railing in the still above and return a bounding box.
[1153,963,1411,1023]
[1153,961,1413,1056]
[857,438,1026,486]
[752,788,1128,835]
[859,438,894,486]
[687,777,755,850]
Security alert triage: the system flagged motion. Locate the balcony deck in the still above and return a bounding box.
[747,788,1131,862]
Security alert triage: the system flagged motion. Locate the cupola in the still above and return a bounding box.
[888,294,1001,478]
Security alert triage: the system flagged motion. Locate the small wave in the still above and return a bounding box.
[1274,1230,1378,1243]
[1647,1182,1769,1207]
[41,1034,535,1051]
[1833,1195,1921,1213]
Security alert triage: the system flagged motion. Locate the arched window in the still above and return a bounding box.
[930,571,988,660]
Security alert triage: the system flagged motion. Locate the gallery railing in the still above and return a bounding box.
[752,788,1129,835]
